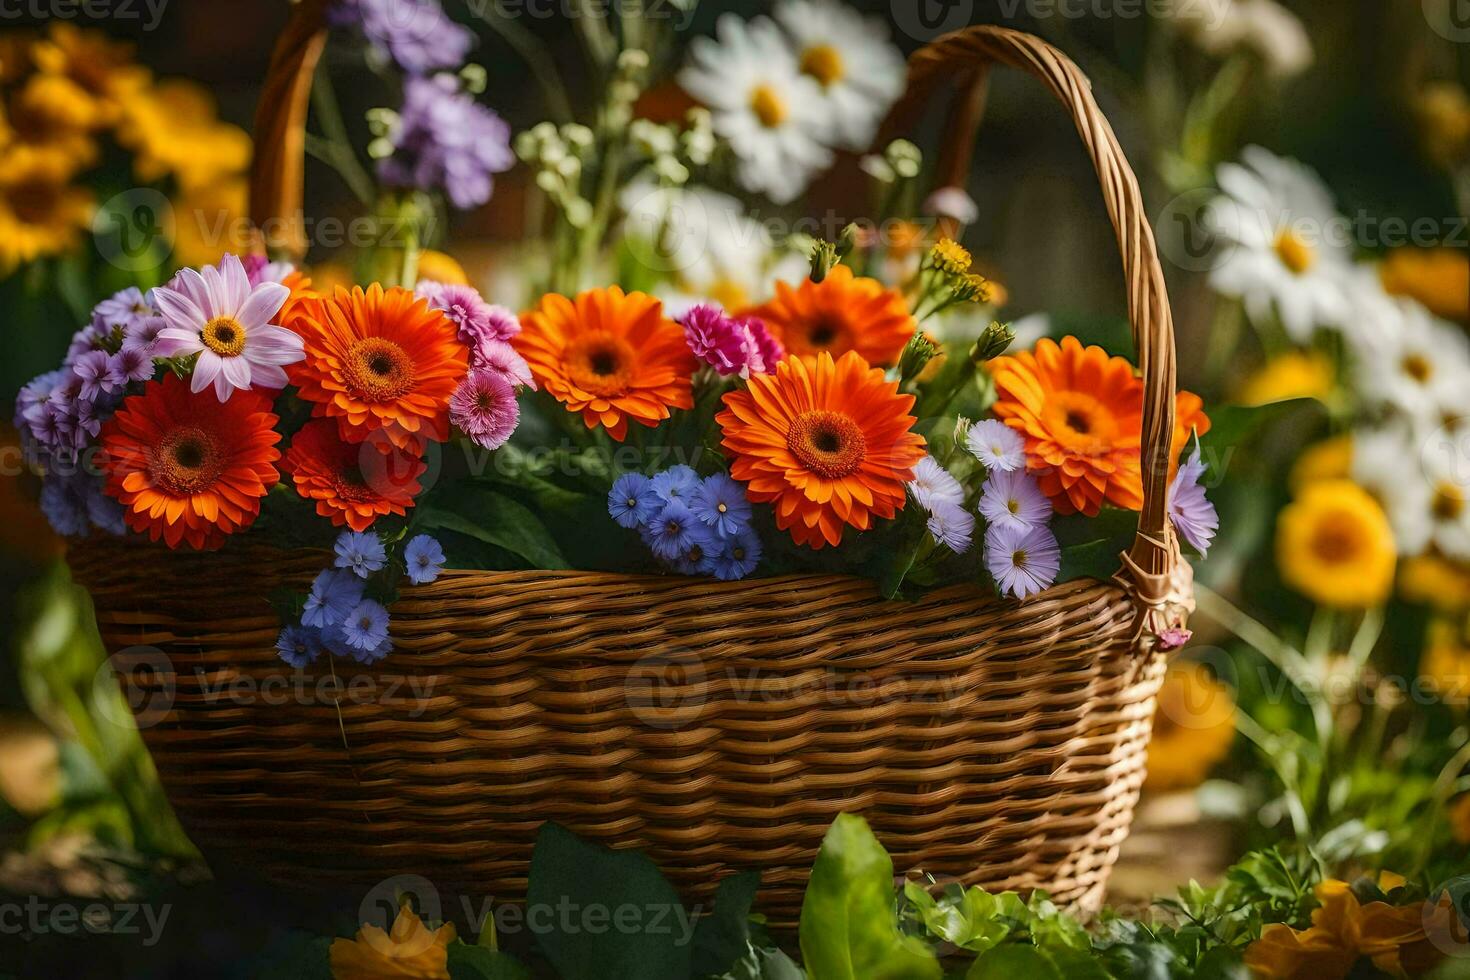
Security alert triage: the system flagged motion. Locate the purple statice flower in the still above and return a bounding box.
[978,468,1052,533]
[646,500,700,562]
[984,523,1061,600]
[276,625,326,668]
[108,345,155,385]
[334,531,387,578]
[711,528,762,581]
[330,0,474,75]
[92,287,158,335]
[302,569,367,629]
[671,522,721,576]
[682,305,751,377]
[907,456,964,512]
[378,74,514,211]
[1168,446,1219,557]
[651,465,700,505]
[476,339,535,390]
[121,314,168,355]
[64,322,103,365]
[741,317,783,375]
[926,500,974,554]
[404,534,447,585]
[609,472,661,529]
[967,419,1026,472]
[15,370,65,435]
[71,350,116,401]
[450,368,520,450]
[689,473,752,537]
[73,397,105,440]
[39,473,91,537]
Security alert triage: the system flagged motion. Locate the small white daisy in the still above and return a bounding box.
[978,469,1052,533]
[680,15,833,204]
[1353,296,1470,431]
[1206,146,1352,342]
[967,419,1026,472]
[926,500,975,555]
[772,0,907,152]
[907,455,965,512]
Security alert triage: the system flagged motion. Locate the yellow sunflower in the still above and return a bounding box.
[117,79,251,192]
[1420,618,1470,707]
[31,23,150,130]
[2,73,99,173]
[1288,436,1353,496]
[1145,662,1237,792]
[1380,247,1470,323]
[1276,480,1396,608]
[1236,351,1335,406]
[1400,554,1470,613]
[0,151,93,272]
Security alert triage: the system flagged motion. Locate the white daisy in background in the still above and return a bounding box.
[966,419,1026,472]
[1353,296,1470,430]
[1423,436,1470,561]
[1352,424,1431,558]
[979,469,1052,533]
[907,455,965,511]
[681,15,832,204]
[1206,146,1352,342]
[620,181,807,316]
[1174,0,1313,80]
[772,0,907,151]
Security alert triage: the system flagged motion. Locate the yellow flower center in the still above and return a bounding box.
[565,332,635,398]
[1434,482,1466,521]
[1403,353,1434,384]
[788,410,867,479]
[150,425,223,495]
[1273,229,1317,275]
[1309,513,1366,564]
[201,315,247,357]
[800,44,846,87]
[749,84,789,129]
[344,337,415,402]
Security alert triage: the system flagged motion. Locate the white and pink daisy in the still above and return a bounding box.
[1168,446,1220,557]
[907,455,965,512]
[926,500,974,555]
[979,468,1052,533]
[151,254,304,402]
[985,523,1061,600]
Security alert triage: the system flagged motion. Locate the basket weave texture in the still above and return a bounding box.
[71,537,1166,923]
[72,22,1193,924]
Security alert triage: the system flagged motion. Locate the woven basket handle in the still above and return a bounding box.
[881,25,1179,586]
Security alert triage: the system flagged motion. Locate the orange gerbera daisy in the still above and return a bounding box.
[515,287,696,441]
[98,373,281,550]
[742,265,915,366]
[718,350,926,549]
[989,336,1211,516]
[288,284,468,454]
[282,419,425,532]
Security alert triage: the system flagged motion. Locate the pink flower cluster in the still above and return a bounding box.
[417,279,531,450]
[679,304,784,379]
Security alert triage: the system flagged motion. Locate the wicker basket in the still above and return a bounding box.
[69,17,1194,927]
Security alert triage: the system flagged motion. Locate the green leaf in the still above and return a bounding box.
[527,822,693,980]
[965,946,1062,980]
[1052,508,1137,584]
[446,943,532,980]
[902,883,1011,954]
[414,490,569,570]
[1202,398,1319,477]
[1192,946,1250,980]
[253,934,334,980]
[798,814,942,980]
[692,872,762,977]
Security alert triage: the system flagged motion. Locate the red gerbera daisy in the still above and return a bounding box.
[282,419,426,532]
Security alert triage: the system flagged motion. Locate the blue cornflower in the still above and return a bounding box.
[711,528,763,581]
[276,625,326,668]
[689,473,752,537]
[645,500,699,562]
[608,472,661,528]
[334,531,387,578]
[333,599,392,662]
[302,569,366,628]
[650,465,700,504]
[671,522,721,577]
[404,534,447,585]
[323,622,393,665]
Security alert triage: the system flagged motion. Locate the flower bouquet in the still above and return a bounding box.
[24,4,1217,921]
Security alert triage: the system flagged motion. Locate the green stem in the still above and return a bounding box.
[1412,733,1470,874]
[468,0,575,123]
[1233,710,1314,841]
[310,68,376,206]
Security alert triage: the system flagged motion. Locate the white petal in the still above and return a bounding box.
[191,353,222,394]
[219,254,251,313]
[154,284,207,332]
[237,282,288,329]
